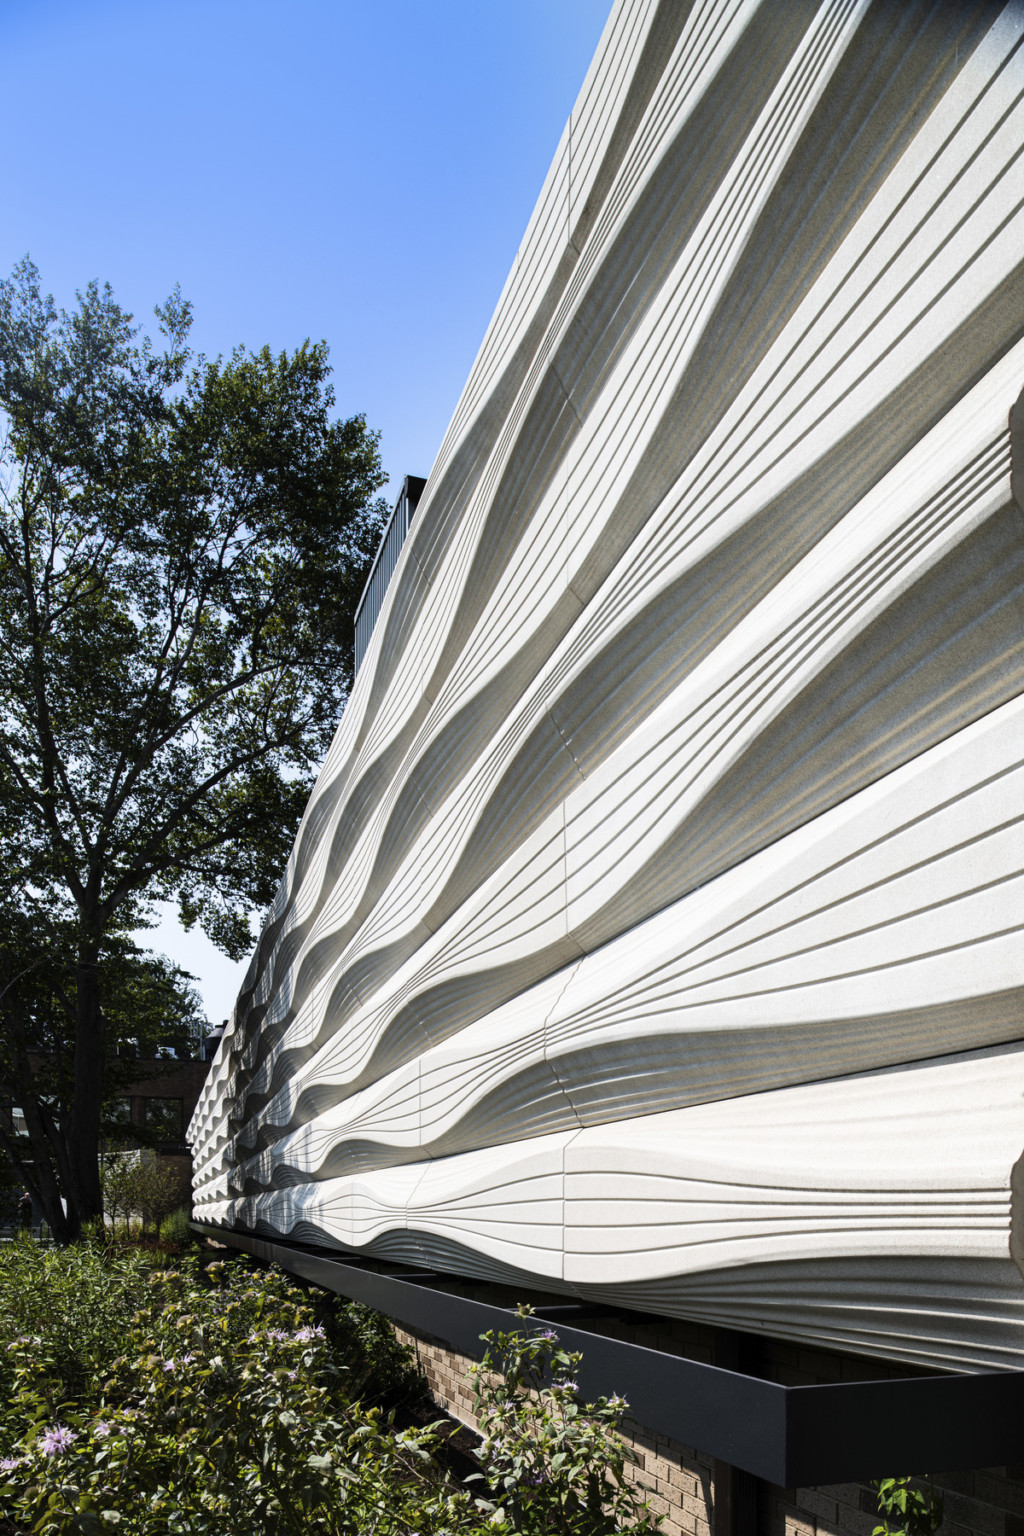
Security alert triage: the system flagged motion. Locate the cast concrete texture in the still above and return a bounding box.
[190,0,1024,1372]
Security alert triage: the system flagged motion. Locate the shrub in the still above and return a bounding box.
[873,1476,944,1536]
[0,1252,490,1535]
[0,1235,154,1405]
[157,1207,193,1248]
[469,1303,662,1535]
[322,1298,423,1408]
[101,1154,182,1239]
[0,1247,667,1535]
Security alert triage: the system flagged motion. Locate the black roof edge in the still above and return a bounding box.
[189,1222,1024,1486]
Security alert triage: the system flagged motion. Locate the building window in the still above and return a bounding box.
[102,1098,134,1145]
[145,1098,183,1141]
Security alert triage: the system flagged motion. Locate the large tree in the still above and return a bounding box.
[0,258,388,1236]
[0,897,208,1242]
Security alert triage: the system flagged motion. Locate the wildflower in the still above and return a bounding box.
[38,1425,77,1457]
[180,1352,196,1366]
[539,1329,558,1341]
[0,1457,24,1471]
[293,1324,325,1343]
[161,1358,176,1373]
[266,1329,291,1343]
[93,1421,111,1440]
[557,1379,579,1394]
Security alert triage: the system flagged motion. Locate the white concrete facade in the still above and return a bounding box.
[191,0,1024,1372]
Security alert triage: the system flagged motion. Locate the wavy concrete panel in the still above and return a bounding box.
[203,693,1024,1200]
[219,355,1024,1156]
[197,2,1023,1149]
[203,1048,1024,1370]
[209,0,939,1085]
[222,33,1024,1130]
[192,0,1024,1369]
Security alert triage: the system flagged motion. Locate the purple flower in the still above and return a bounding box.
[539,1329,558,1341]
[7,1334,39,1352]
[93,1421,111,1440]
[266,1329,291,1342]
[180,1352,196,1366]
[161,1359,176,1373]
[293,1324,324,1344]
[0,1457,23,1472]
[38,1425,77,1457]
[557,1379,579,1394]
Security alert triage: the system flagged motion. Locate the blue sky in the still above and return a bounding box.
[2,0,611,1028]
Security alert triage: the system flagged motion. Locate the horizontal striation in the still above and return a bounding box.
[215,40,1024,1140]
[191,0,1024,1370]
[195,1044,1024,1370]
[200,693,1024,1197]
[215,350,1024,1158]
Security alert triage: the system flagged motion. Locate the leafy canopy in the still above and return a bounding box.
[0,255,388,957]
[0,257,388,1235]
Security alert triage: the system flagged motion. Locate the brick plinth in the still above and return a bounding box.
[391,1310,1024,1536]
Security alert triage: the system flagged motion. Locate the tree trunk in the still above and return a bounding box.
[68,941,105,1235]
[12,1105,74,1244]
[0,993,75,1243]
[0,1111,72,1243]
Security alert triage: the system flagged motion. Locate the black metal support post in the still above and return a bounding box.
[713,1328,761,1536]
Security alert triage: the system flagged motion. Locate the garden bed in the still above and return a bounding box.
[0,1236,661,1534]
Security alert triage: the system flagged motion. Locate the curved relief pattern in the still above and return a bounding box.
[202,1048,1024,1370]
[192,0,1024,1372]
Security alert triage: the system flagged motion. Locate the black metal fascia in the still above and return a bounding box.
[191,1223,1024,1487]
[782,1370,1024,1487]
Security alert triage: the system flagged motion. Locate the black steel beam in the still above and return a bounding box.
[713,1329,761,1536]
[191,1223,1024,1487]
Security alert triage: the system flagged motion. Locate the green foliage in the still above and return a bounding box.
[0,256,389,1232]
[0,256,389,953]
[469,1304,662,1535]
[100,1155,181,1238]
[0,899,209,1243]
[873,1475,944,1536]
[325,1299,423,1409]
[157,1209,193,1248]
[0,1250,491,1535]
[0,1248,672,1534]
[99,1156,140,1237]
[0,1235,155,1403]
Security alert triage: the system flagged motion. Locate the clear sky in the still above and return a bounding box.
[2,0,612,1028]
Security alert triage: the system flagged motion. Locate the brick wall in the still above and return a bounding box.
[393,1319,713,1536]
[391,1309,1024,1536]
[759,1466,1024,1536]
